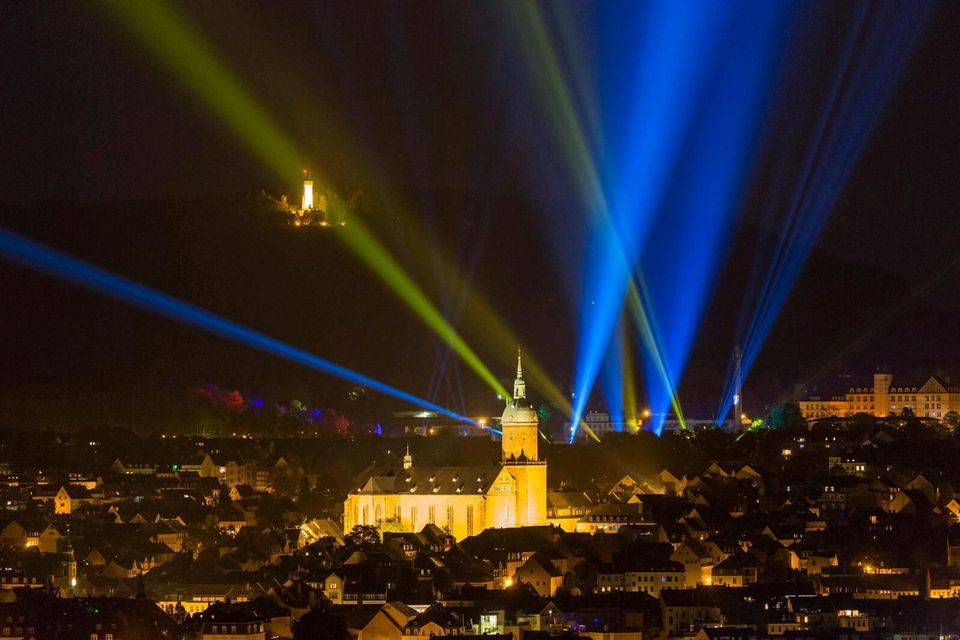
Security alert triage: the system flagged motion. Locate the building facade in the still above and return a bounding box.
[343,353,547,540]
[799,372,960,420]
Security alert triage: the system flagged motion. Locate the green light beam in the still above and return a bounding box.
[100,0,510,400]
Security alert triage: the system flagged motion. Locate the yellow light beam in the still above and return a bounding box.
[101,0,303,180]
[511,1,685,428]
[363,190,599,440]
[620,314,639,433]
[626,279,686,430]
[100,0,510,401]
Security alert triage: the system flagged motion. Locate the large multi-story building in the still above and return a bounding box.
[799,371,960,420]
[343,353,547,540]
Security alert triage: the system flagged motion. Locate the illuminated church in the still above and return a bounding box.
[343,353,547,540]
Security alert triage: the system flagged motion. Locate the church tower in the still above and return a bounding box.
[499,349,547,526]
[501,349,539,461]
[61,535,77,587]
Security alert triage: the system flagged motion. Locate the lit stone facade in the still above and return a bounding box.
[799,372,960,420]
[301,179,314,210]
[344,352,547,540]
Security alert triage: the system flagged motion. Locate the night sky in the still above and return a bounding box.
[2,1,960,429]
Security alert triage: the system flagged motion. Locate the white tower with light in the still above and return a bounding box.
[301,169,314,210]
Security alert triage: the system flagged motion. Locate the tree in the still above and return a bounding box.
[767,403,806,432]
[945,411,960,435]
[343,524,381,551]
[293,608,350,640]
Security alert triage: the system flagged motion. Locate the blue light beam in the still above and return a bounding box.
[0,228,489,430]
[639,0,790,434]
[571,0,790,439]
[715,1,932,425]
[569,1,723,441]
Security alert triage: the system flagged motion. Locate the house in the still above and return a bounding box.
[229,484,258,502]
[112,458,157,475]
[616,543,687,596]
[660,587,727,635]
[547,491,595,531]
[401,607,463,638]
[671,539,727,586]
[0,520,29,547]
[711,553,759,587]
[38,522,66,554]
[320,570,344,604]
[576,503,646,534]
[355,601,419,640]
[300,518,344,546]
[514,551,564,597]
[31,484,93,515]
[198,603,268,639]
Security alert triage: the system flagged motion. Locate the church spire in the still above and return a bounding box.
[513,347,526,401]
[403,443,413,470]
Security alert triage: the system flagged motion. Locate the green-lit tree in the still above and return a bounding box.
[767,403,806,432]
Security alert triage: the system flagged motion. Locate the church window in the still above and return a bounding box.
[375,504,383,523]
[428,506,436,523]
[447,506,455,531]
[467,505,474,536]
[410,506,417,530]
[362,506,369,525]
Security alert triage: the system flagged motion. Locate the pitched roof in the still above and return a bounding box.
[352,465,501,496]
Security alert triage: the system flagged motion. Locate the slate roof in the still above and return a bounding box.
[351,465,501,496]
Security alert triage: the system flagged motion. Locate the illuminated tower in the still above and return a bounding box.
[500,349,547,526]
[301,169,314,210]
[874,370,892,417]
[403,443,413,470]
[62,535,77,585]
[502,349,537,460]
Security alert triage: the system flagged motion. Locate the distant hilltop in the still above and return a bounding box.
[273,172,345,228]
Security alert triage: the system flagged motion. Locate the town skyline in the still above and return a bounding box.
[3,2,960,639]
